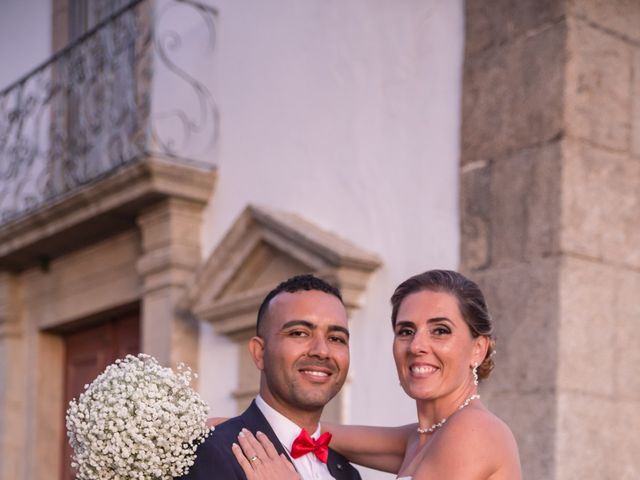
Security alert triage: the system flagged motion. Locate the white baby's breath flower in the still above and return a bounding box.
[66,353,210,480]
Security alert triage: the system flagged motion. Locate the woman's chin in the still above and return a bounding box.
[403,385,436,401]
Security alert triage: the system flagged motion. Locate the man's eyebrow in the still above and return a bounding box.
[280,320,350,338]
[281,320,315,330]
[328,325,350,338]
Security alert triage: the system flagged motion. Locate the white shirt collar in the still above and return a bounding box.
[255,394,322,451]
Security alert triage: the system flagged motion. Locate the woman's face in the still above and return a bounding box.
[393,289,487,401]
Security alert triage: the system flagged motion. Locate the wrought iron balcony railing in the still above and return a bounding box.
[0,0,218,225]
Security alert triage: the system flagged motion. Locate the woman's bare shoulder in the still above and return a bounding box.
[417,407,521,479]
[447,407,513,439]
[442,406,518,452]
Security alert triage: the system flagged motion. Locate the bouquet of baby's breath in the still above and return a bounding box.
[66,353,210,480]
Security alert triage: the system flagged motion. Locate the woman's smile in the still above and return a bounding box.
[409,363,439,376]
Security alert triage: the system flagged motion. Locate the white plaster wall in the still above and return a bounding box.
[194,1,465,479]
[0,0,51,91]
[0,0,464,478]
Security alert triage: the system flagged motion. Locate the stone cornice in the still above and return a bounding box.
[0,157,217,271]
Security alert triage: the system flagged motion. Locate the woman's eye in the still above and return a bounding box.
[396,328,415,336]
[432,326,451,336]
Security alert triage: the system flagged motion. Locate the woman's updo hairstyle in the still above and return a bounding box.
[390,269,496,380]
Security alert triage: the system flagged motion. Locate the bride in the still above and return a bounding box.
[231,270,521,479]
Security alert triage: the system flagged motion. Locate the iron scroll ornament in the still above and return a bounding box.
[0,0,218,224]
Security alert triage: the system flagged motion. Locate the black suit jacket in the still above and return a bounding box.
[179,400,362,480]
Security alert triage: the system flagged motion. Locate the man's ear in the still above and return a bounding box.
[248,336,266,370]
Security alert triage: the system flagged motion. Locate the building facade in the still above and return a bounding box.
[0,1,639,479]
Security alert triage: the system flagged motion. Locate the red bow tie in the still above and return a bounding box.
[290,429,332,463]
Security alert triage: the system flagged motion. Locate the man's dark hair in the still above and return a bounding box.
[256,274,343,336]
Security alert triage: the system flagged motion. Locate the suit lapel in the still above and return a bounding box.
[239,401,293,461]
[327,449,350,480]
[240,401,357,479]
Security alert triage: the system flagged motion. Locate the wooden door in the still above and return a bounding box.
[61,313,139,480]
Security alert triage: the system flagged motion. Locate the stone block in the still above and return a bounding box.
[465,0,565,56]
[0,337,27,480]
[568,0,640,43]
[23,231,140,329]
[492,144,562,266]
[51,0,69,53]
[557,256,617,396]
[612,268,640,400]
[460,160,492,270]
[33,333,64,480]
[632,48,640,158]
[565,18,632,152]
[611,399,640,479]
[466,258,560,394]
[483,391,556,480]
[461,142,562,270]
[561,141,640,268]
[137,198,204,253]
[556,392,617,480]
[462,21,565,164]
[0,273,21,337]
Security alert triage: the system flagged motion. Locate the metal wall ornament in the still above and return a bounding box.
[0,0,218,225]
[151,0,219,161]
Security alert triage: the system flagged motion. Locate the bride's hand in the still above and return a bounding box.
[232,428,300,480]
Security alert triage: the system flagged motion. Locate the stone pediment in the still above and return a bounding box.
[182,205,382,338]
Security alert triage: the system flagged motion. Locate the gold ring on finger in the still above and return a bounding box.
[249,455,259,463]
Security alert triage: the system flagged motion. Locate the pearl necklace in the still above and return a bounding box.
[416,394,480,434]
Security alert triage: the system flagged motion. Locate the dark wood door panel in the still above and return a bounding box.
[62,312,140,480]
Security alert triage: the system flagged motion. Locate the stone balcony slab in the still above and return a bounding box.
[0,157,216,271]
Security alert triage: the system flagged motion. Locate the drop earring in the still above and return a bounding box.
[472,362,479,386]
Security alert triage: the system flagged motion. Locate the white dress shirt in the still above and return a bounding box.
[255,395,335,480]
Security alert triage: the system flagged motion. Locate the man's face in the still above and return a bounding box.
[250,290,350,418]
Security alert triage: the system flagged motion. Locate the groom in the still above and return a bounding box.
[180,274,361,479]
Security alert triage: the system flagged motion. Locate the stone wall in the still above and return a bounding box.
[461,1,640,478]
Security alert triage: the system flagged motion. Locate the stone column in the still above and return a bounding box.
[462,1,640,479]
[136,198,206,371]
[0,273,26,480]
